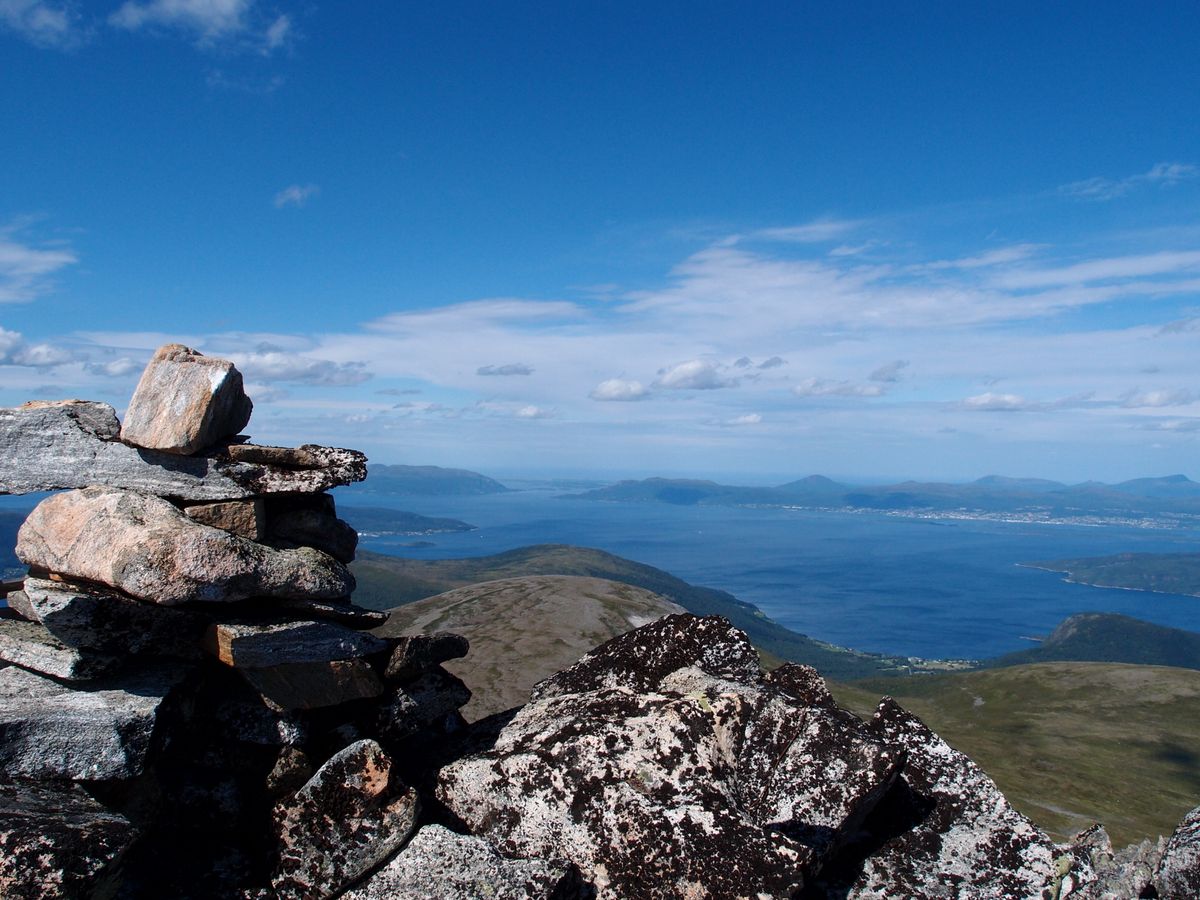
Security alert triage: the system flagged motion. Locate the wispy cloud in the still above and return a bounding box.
[960,392,1030,411]
[654,359,737,391]
[229,349,371,386]
[793,377,884,398]
[477,363,533,376]
[1060,162,1198,201]
[0,0,81,48]
[869,360,909,383]
[0,223,77,303]
[750,218,862,244]
[273,183,319,209]
[109,0,293,53]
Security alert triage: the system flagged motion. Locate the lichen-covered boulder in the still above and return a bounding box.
[0,781,135,899]
[270,739,419,899]
[17,487,353,605]
[1158,805,1200,900]
[377,665,472,741]
[437,615,899,899]
[342,825,585,900]
[818,698,1082,900]
[120,343,252,455]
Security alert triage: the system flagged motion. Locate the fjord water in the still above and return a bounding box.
[343,489,1200,661]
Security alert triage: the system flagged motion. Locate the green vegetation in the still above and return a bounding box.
[986,612,1200,671]
[350,544,930,680]
[832,662,1200,847]
[1028,552,1200,597]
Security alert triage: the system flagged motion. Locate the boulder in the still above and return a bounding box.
[1066,825,1162,900]
[384,632,470,682]
[241,658,384,711]
[1158,805,1200,900]
[0,780,135,899]
[0,664,184,780]
[817,698,1079,899]
[120,343,252,455]
[270,739,420,899]
[204,620,387,668]
[0,614,122,681]
[341,824,584,900]
[17,487,354,605]
[4,587,36,621]
[437,615,899,898]
[0,401,366,499]
[378,666,472,741]
[184,498,265,540]
[21,576,206,659]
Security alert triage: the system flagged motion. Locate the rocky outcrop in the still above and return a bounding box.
[1,342,1196,899]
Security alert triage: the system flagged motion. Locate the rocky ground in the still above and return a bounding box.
[0,343,1197,899]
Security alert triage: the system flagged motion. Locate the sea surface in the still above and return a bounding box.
[340,489,1200,661]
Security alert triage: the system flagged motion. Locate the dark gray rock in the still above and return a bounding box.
[272,596,388,629]
[271,738,420,899]
[269,508,358,564]
[240,657,384,711]
[22,576,206,659]
[342,824,584,900]
[1158,805,1200,900]
[17,487,354,605]
[204,620,387,668]
[0,614,122,680]
[384,632,470,682]
[120,343,253,455]
[0,780,135,898]
[4,587,36,621]
[821,698,1082,899]
[0,400,366,499]
[437,615,898,899]
[378,666,472,741]
[0,664,184,780]
[1066,824,1162,900]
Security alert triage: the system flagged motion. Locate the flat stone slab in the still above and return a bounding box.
[342,825,583,900]
[0,401,366,500]
[17,487,354,605]
[120,343,253,455]
[0,780,136,898]
[184,498,265,540]
[0,664,184,780]
[271,739,419,899]
[0,614,122,681]
[241,657,384,711]
[384,632,470,682]
[204,620,387,668]
[22,576,206,659]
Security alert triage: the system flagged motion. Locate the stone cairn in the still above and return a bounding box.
[2,344,1199,899]
[0,345,504,898]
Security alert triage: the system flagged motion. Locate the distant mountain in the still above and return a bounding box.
[1025,552,1200,597]
[337,505,475,536]
[349,544,944,680]
[573,473,1200,517]
[350,464,509,496]
[984,612,1200,670]
[373,574,685,719]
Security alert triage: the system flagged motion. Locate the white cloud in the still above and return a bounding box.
[993,250,1200,290]
[515,405,553,419]
[85,356,140,377]
[654,359,736,390]
[0,0,80,48]
[229,350,371,386]
[262,12,288,50]
[1120,388,1198,409]
[590,378,649,401]
[1060,162,1198,201]
[751,218,862,244]
[728,413,762,426]
[0,226,77,303]
[110,0,249,38]
[961,392,1029,411]
[477,363,533,376]
[0,326,71,367]
[274,184,319,209]
[793,377,885,398]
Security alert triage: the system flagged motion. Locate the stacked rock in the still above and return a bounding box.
[0,345,480,899]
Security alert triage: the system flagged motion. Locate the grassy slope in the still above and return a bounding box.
[350,545,912,680]
[373,574,684,719]
[832,662,1200,846]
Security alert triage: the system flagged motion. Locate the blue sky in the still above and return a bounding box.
[2,1,1199,482]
